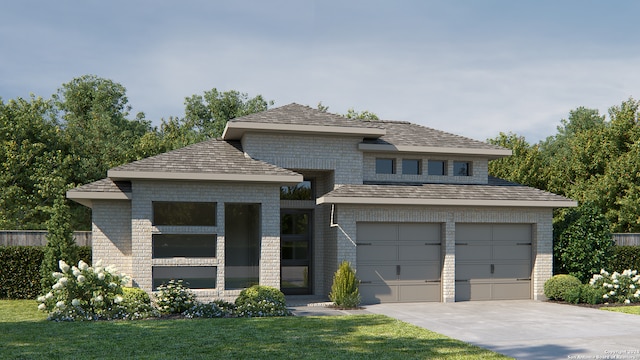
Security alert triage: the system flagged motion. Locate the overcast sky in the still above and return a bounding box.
[1,0,639,143]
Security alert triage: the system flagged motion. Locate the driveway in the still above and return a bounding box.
[365,300,640,360]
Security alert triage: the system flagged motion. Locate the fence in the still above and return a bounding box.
[612,233,640,246]
[0,230,91,247]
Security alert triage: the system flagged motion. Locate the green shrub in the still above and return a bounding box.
[329,261,361,308]
[544,274,582,301]
[234,285,289,317]
[609,246,640,273]
[121,287,157,319]
[37,259,132,321]
[588,269,640,304]
[184,300,235,318]
[564,284,606,304]
[154,279,197,314]
[0,246,45,299]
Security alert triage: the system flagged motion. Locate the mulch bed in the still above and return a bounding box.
[546,300,638,309]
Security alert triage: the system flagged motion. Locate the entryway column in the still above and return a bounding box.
[442,220,456,303]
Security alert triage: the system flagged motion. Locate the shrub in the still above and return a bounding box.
[0,246,45,299]
[564,284,606,305]
[121,287,158,319]
[609,246,640,273]
[589,269,640,304]
[40,197,79,293]
[544,274,582,301]
[553,202,614,282]
[329,261,361,308]
[184,300,235,319]
[234,285,289,317]
[37,259,132,321]
[154,279,197,314]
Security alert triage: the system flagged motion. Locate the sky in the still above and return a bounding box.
[1,0,639,143]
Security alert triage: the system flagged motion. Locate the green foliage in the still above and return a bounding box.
[121,287,157,319]
[234,285,289,317]
[564,284,606,305]
[0,246,44,299]
[329,261,361,308]
[184,300,235,318]
[609,246,640,272]
[154,279,197,314]
[37,259,134,321]
[40,196,78,293]
[589,269,640,304]
[544,274,582,301]
[553,202,614,282]
[345,108,379,120]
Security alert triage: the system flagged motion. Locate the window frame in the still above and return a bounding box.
[402,159,421,175]
[375,158,396,174]
[427,160,448,176]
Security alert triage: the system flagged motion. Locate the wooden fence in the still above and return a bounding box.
[612,233,640,246]
[0,230,91,247]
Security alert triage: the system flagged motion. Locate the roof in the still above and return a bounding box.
[107,139,302,183]
[66,178,132,207]
[359,121,512,158]
[317,177,577,208]
[222,103,387,140]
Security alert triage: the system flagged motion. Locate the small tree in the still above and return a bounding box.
[40,196,78,293]
[554,202,613,282]
[329,261,361,308]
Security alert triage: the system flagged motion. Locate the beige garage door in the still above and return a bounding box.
[456,224,532,301]
[357,223,441,304]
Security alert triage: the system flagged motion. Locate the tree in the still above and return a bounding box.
[345,108,379,121]
[553,202,614,282]
[40,195,78,293]
[487,132,546,190]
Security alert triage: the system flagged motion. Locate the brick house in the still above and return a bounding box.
[67,103,575,303]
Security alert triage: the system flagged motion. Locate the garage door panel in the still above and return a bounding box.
[456,245,491,261]
[360,284,397,304]
[357,245,397,261]
[399,244,440,261]
[399,263,441,281]
[492,281,531,300]
[456,263,491,280]
[358,223,398,241]
[398,223,440,241]
[358,265,397,283]
[492,224,531,241]
[493,263,531,279]
[456,282,492,301]
[456,224,492,241]
[493,244,531,260]
[400,284,441,302]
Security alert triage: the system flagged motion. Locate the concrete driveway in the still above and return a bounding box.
[365,300,640,360]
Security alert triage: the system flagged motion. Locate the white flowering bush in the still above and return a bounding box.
[154,279,197,314]
[589,269,640,304]
[37,259,139,321]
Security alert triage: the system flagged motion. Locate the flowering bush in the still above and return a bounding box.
[589,269,640,304]
[154,280,197,314]
[184,300,235,318]
[37,260,134,321]
[234,285,290,317]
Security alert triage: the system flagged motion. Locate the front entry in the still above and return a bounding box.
[280,210,312,295]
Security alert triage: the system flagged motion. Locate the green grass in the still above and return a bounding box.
[601,305,640,315]
[0,300,509,359]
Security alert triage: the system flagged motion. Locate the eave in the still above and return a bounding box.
[222,121,386,140]
[358,143,512,159]
[316,196,577,208]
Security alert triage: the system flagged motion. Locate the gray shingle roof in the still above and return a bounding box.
[68,178,131,194]
[108,139,300,178]
[229,103,385,129]
[319,177,575,206]
[365,121,505,150]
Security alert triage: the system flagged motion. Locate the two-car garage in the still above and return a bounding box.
[356,222,533,303]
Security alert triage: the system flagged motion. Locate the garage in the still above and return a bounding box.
[455,224,532,301]
[356,223,441,304]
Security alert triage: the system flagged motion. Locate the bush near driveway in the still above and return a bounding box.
[544,274,582,301]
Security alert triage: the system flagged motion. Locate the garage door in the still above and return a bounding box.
[456,224,532,301]
[357,223,441,304]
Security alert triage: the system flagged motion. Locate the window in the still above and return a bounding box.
[153,266,216,289]
[376,158,395,174]
[281,180,313,200]
[402,159,421,175]
[152,234,216,258]
[225,203,260,289]
[428,160,447,176]
[453,161,471,176]
[153,202,216,226]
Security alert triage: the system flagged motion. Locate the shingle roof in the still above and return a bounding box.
[68,178,131,194]
[229,103,385,129]
[317,177,576,207]
[365,121,505,151]
[107,139,301,181]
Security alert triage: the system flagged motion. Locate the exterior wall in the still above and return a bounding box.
[91,200,132,279]
[130,180,280,302]
[241,133,363,186]
[333,205,553,302]
[363,152,489,184]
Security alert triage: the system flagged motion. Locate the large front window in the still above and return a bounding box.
[225,203,261,289]
[152,234,216,258]
[153,202,216,226]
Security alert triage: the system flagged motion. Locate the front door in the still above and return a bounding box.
[280,210,312,295]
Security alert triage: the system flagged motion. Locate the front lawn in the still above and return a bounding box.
[601,306,640,315]
[0,300,508,359]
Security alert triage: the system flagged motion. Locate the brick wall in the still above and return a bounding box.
[91,200,132,278]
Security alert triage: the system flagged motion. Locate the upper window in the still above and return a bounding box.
[376,158,395,174]
[281,180,313,200]
[453,161,471,176]
[153,202,217,226]
[428,160,447,176]
[152,234,216,258]
[402,159,421,175]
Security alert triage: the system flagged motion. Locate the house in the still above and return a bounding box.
[67,103,576,303]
